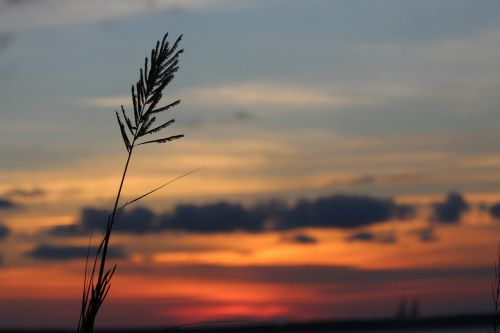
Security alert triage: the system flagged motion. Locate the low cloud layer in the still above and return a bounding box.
[119,263,492,286]
[489,202,500,221]
[4,187,46,198]
[27,244,126,261]
[0,224,9,240]
[282,233,318,245]
[0,198,16,209]
[431,192,469,224]
[346,231,397,244]
[49,194,415,236]
[411,227,439,243]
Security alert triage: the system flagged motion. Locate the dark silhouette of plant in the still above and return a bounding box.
[494,243,500,333]
[78,33,185,333]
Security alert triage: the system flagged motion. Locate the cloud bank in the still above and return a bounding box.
[346,231,397,244]
[27,244,126,261]
[0,198,16,209]
[431,192,469,224]
[49,194,415,236]
[0,224,9,240]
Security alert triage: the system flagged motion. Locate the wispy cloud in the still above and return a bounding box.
[0,0,252,32]
[81,81,381,110]
[80,95,131,109]
[181,82,372,109]
[4,187,46,198]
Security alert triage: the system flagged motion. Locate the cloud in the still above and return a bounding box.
[0,0,248,33]
[346,231,397,244]
[233,109,253,121]
[81,207,155,234]
[489,202,500,220]
[181,82,372,109]
[0,198,16,209]
[27,244,126,261]
[82,81,380,111]
[411,227,439,243]
[159,202,263,233]
[3,0,40,7]
[330,172,428,188]
[4,187,46,198]
[282,233,318,245]
[0,32,13,53]
[158,195,413,233]
[0,224,10,240]
[120,263,491,286]
[80,95,130,109]
[278,195,414,230]
[431,192,469,224]
[49,207,156,236]
[47,224,82,237]
[49,194,415,236]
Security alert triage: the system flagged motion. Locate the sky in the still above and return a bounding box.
[1,0,500,329]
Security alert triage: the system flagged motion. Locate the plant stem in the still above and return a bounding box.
[96,145,133,288]
[80,144,134,333]
[78,33,184,333]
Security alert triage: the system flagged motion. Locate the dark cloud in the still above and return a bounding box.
[160,195,413,233]
[342,175,377,186]
[489,202,500,220]
[48,207,158,237]
[346,231,397,244]
[282,233,318,245]
[80,207,155,234]
[0,198,16,209]
[431,192,469,224]
[0,224,9,240]
[49,207,156,236]
[47,224,82,237]
[49,194,415,236]
[4,187,46,198]
[331,173,427,188]
[347,231,375,242]
[279,195,414,230]
[412,227,439,243]
[27,244,125,261]
[159,202,263,233]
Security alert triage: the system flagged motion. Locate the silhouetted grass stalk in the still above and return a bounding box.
[493,243,500,333]
[78,33,185,333]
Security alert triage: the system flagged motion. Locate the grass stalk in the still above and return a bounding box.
[78,33,184,333]
[494,243,500,333]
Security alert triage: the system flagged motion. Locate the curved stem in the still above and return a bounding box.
[96,146,134,291]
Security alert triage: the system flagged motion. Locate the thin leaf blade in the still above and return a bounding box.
[137,134,184,146]
[115,112,131,152]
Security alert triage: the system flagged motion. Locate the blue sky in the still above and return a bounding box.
[1,1,500,189]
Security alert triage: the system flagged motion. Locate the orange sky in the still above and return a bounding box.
[0,194,498,328]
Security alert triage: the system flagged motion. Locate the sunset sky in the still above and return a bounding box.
[1,0,500,329]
